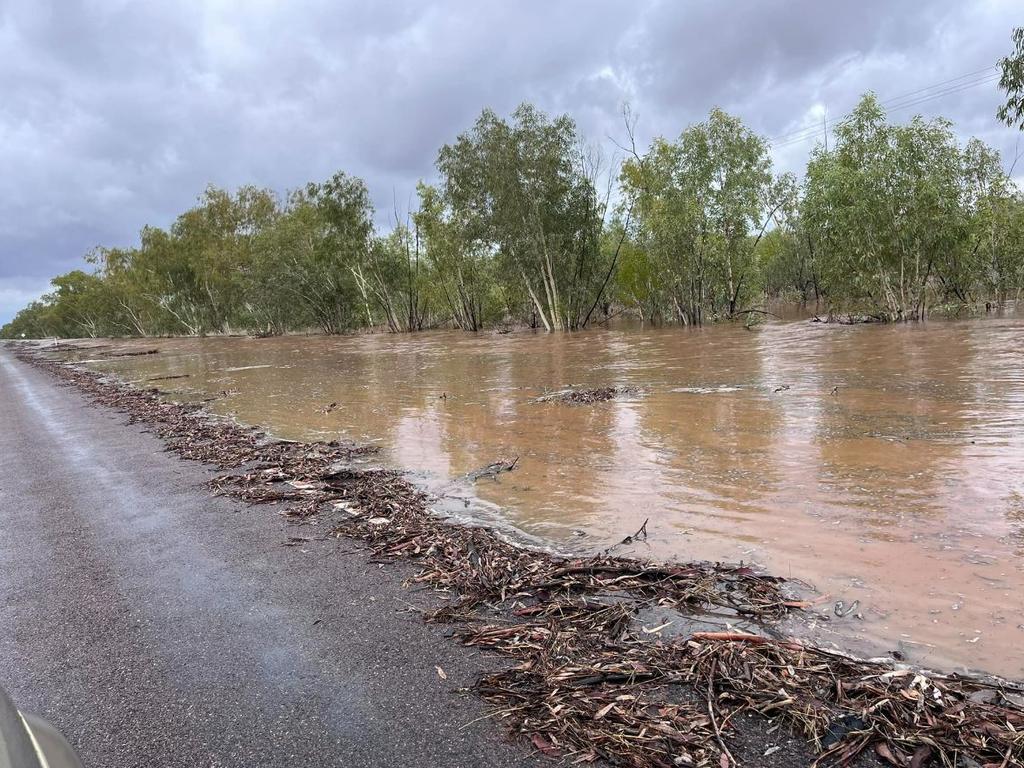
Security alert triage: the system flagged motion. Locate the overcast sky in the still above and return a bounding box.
[1,0,1021,323]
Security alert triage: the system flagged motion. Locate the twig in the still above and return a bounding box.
[707,659,736,767]
[621,517,648,544]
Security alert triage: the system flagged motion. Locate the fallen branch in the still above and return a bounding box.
[466,456,519,481]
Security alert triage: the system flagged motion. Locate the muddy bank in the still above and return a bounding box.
[12,343,1024,768]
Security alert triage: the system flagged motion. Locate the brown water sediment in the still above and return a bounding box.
[15,344,1024,768]
[68,318,1024,677]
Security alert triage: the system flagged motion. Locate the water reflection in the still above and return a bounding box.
[82,318,1024,677]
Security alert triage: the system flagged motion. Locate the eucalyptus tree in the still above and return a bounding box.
[9,94,1024,340]
[304,171,435,333]
[414,182,496,330]
[28,271,118,337]
[621,108,775,324]
[168,185,280,333]
[360,225,430,333]
[1,301,51,338]
[984,194,1024,303]
[803,94,970,320]
[998,27,1024,130]
[129,224,207,335]
[755,173,821,307]
[958,140,1024,304]
[308,172,384,328]
[609,220,664,323]
[436,103,615,331]
[84,246,166,336]
[251,172,373,334]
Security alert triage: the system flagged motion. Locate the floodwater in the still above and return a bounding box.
[75,318,1024,677]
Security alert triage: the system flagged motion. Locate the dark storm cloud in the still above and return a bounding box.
[1,0,1020,322]
[617,0,1019,157]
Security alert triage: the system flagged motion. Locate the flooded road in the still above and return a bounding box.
[74,319,1024,677]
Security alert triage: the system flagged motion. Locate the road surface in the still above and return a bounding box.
[0,347,537,768]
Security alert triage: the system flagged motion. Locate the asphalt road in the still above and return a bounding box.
[0,348,539,768]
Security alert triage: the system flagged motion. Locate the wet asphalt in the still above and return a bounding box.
[0,348,539,768]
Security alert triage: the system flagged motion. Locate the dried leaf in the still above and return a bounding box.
[909,745,932,768]
[531,733,559,757]
[874,742,904,766]
[642,621,673,634]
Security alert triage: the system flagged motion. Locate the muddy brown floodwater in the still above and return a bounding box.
[71,318,1024,678]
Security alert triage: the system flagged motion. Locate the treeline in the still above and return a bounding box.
[4,94,1024,339]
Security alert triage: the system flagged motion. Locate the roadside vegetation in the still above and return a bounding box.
[5,31,1024,339]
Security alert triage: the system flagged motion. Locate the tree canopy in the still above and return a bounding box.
[998,27,1024,130]
[4,94,1023,339]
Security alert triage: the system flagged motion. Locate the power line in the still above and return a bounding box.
[878,65,999,105]
[772,72,999,147]
[773,74,1000,149]
[770,66,998,144]
[882,73,1000,112]
[769,65,1000,149]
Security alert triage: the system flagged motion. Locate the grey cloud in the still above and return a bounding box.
[1,0,1021,322]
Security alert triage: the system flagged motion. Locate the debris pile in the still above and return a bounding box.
[536,386,641,405]
[465,456,519,481]
[15,344,1024,768]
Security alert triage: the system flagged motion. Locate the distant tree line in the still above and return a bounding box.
[4,89,1024,339]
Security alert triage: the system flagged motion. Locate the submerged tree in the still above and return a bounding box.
[249,173,373,334]
[621,108,777,324]
[803,95,974,320]
[3,96,1023,339]
[949,139,1021,305]
[414,182,495,330]
[112,186,282,335]
[435,103,620,331]
[755,172,821,307]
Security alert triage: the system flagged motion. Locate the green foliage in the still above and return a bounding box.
[998,27,1024,130]
[608,218,661,322]
[959,141,1024,303]
[414,182,497,330]
[435,103,614,330]
[621,108,777,324]
[3,93,1024,340]
[1,300,53,339]
[802,94,1019,320]
[754,173,820,306]
[2,271,115,338]
[270,173,375,334]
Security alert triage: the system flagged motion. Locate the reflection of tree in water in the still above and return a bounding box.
[812,324,977,534]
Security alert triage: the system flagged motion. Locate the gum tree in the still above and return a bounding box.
[436,103,614,331]
[957,140,1024,304]
[169,185,280,333]
[414,182,494,331]
[803,94,968,320]
[621,108,775,324]
[251,173,373,334]
[754,173,821,308]
[998,27,1024,130]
